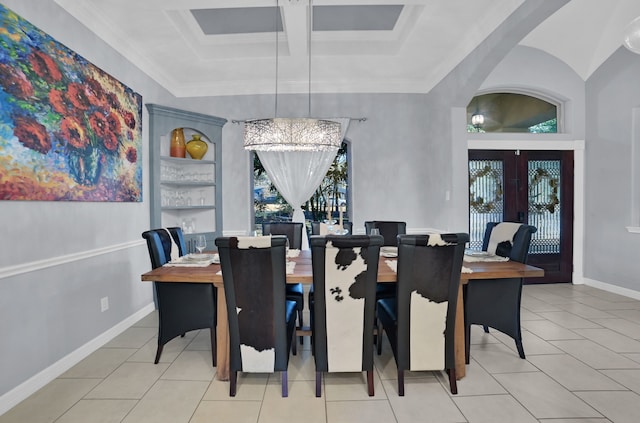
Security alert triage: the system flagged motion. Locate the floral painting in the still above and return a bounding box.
[0,4,142,202]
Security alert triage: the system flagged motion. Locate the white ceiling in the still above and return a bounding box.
[54,0,640,98]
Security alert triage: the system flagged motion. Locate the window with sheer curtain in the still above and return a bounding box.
[253,142,349,244]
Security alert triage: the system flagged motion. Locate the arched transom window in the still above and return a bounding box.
[467,92,558,133]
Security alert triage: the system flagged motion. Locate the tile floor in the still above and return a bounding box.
[2,283,640,422]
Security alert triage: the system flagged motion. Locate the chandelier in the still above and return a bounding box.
[243,0,341,152]
[623,16,640,54]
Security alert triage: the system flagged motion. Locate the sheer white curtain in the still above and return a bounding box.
[257,118,349,249]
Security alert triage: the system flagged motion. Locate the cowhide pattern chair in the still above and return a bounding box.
[310,234,383,397]
[215,235,297,397]
[464,222,537,362]
[376,233,468,395]
[141,227,216,367]
[262,221,305,349]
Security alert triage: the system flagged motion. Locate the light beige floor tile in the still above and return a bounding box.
[60,348,137,378]
[202,372,268,400]
[468,342,538,374]
[103,327,157,349]
[323,370,387,401]
[184,329,214,351]
[56,399,137,423]
[576,297,639,311]
[0,379,101,423]
[608,309,640,323]
[573,328,640,352]
[258,381,326,423]
[494,372,602,419]
[287,348,316,381]
[521,320,583,341]
[556,302,616,319]
[326,400,395,423]
[575,391,640,423]
[520,308,545,321]
[454,359,507,396]
[533,420,610,423]
[161,350,216,381]
[190,400,261,423]
[86,362,169,399]
[382,378,465,423]
[590,318,640,339]
[492,329,564,356]
[127,335,192,363]
[528,354,625,391]
[521,296,563,312]
[551,339,640,369]
[122,380,209,423]
[537,311,604,329]
[623,353,640,364]
[132,311,158,328]
[600,369,640,394]
[453,394,538,423]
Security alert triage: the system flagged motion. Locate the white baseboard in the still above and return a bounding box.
[582,278,640,301]
[0,303,155,416]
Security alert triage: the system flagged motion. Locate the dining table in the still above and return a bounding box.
[141,249,543,381]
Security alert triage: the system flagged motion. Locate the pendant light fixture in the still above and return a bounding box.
[243,0,341,152]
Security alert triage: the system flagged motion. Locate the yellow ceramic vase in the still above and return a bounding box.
[186,134,208,160]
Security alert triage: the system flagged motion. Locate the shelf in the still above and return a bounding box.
[160,156,215,165]
[160,181,215,187]
[162,206,216,211]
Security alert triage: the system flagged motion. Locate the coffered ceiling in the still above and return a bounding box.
[53,0,640,98]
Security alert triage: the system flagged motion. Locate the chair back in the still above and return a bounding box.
[310,234,383,372]
[481,222,537,263]
[311,221,353,235]
[364,221,406,246]
[141,227,186,268]
[215,235,291,373]
[262,222,304,249]
[394,233,468,372]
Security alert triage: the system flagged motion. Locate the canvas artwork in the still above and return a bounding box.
[0,4,142,202]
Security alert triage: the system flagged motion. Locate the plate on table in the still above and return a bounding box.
[185,253,215,262]
[464,249,490,257]
[380,246,398,258]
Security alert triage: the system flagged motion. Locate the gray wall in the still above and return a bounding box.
[0,0,177,401]
[585,47,640,292]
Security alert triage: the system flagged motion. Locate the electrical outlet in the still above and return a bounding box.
[100,296,109,312]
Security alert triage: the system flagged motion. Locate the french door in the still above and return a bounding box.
[468,150,573,283]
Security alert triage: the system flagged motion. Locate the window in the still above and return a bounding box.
[467,92,557,133]
[253,142,349,232]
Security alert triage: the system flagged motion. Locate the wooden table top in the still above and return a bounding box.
[141,250,544,284]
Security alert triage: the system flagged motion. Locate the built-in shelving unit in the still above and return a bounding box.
[146,104,226,252]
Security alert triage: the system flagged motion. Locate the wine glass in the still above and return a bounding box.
[195,235,206,254]
[370,228,380,236]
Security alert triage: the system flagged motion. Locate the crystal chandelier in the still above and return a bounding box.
[244,118,341,152]
[243,0,341,152]
[623,16,640,54]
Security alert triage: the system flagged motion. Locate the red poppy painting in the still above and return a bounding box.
[0,4,142,202]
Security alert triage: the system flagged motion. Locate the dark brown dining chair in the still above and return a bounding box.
[141,227,216,367]
[376,233,468,395]
[364,221,407,246]
[464,222,537,362]
[215,235,297,397]
[310,234,383,397]
[262,221,306,349]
